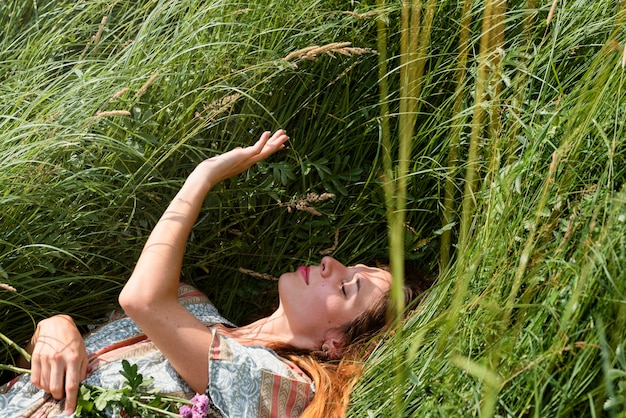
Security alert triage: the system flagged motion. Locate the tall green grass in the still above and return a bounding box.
[353,0,626,416]
[1,0,624,417]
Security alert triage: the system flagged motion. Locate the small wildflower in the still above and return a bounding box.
[191,393,209,415]
[180,393,210,418]
[179,405,193,418]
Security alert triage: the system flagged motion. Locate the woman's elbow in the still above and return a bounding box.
[118,283,146,317]
[118,280,175,319]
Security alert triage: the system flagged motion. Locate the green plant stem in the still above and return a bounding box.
[81,383,185,417]
[377,0,391,181]
[506,0,537,164]
[0,364,30,374]
[440,0,473,268]
[0,332,31,362]
[486,0,506,181]
[131,396,183,417]
[441,0,495,352]
[459,0,494,251]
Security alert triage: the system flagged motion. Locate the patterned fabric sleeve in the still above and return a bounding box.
[207,331,315,418]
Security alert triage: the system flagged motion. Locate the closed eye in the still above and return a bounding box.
[341,282,347,297]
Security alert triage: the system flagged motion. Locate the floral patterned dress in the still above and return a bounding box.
[0,284,314,418]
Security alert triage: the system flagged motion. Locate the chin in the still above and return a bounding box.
[276,273,289,299]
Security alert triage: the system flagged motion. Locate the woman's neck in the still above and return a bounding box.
[215,311,316,351]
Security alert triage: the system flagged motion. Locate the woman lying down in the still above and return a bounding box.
[0,130,423,417]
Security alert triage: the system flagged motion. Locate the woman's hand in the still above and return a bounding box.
[193,129,289,187]
[29,314,88,416]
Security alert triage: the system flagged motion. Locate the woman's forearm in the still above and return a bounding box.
[119,130,287,311]
[119,164,215,310]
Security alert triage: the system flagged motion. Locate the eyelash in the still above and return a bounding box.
[341,282,347,297]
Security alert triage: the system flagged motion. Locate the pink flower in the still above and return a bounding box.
[180,393,210,418]
[190,394,209,415]
[179,405,194,418]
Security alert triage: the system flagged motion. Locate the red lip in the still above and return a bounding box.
[298,266,309,285]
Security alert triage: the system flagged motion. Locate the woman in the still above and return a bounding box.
[0,130,423,417]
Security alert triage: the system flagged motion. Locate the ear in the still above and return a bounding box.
[322,328,346,359]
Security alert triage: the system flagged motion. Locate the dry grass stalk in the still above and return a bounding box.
[136,72,160,98]
[109,87,130,102]
[622,42,626,68]
[319,229,340,255]
[441,0,473,268]
[93,15,108,46]
[332,61,361,84]
[196,94,241,121]
[278,192,335,216]
[94,110,131,119]
[238,267,278,281]
[283,42,377,67]
[80,15,109,59]
[342,10,381,19]
[0,283,16,292]
[547,0,559,26]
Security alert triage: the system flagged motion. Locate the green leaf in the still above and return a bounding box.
[94,389,122,411]
[120,360,143,391]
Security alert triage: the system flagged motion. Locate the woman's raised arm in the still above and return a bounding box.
[118,129,288,392]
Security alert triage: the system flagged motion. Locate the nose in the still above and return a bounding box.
[319,256,346,280]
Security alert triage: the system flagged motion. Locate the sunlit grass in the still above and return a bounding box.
[1,0,625,416]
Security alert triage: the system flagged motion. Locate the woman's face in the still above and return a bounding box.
[277,256,392,343]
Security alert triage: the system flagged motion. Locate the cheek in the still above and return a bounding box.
[318,294,348,323]
[306,285,338,314]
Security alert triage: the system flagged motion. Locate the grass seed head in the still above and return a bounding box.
[277,193,335,216]
[197,94,241,121]
[238,268,278,281]
[94,110,131,119]
[0,284,16,292]
[109,87,130,102]
[283,42,377,67]
[136,72,160,98]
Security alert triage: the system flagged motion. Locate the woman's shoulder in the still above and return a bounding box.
[177,282,235,326]
[207,332,314,417]
[210,332,311,382]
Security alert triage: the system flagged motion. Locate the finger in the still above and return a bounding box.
[63,361,83,415]
[30,352,42,389]
[259,130,286,149]
[263,131,288,155]
[270,129,286,140]
[245,130,285,163]
[39,356,52,394]
[81,355,89,380]
[271,131,289,148]
[252,131,272,152]
[49,360,65,400]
